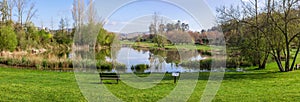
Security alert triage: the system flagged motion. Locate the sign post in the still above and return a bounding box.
[172,72,180,84]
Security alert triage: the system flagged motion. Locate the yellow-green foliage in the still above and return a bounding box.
[0,25,17,51]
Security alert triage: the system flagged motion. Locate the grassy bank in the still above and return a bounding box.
[1,63,300,101]
[121,41,212,51]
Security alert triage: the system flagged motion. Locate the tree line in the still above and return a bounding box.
[142,12,225,48]
[218,0,300,72]
[0,0,115,52]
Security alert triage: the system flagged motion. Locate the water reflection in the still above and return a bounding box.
[98,47,206,73]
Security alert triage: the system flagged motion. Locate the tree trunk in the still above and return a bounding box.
[275,50,284,72]
[285,33,290,71]
[290,44,300,71]
[275,58,284,72]
[252,61,257,66]
[259,52,269,69]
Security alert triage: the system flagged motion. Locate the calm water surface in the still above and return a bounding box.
[105,47,205,73]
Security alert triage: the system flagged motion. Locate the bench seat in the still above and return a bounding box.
[99,73,120,84]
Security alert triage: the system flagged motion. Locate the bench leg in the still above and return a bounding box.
[117,79,119,84]
[100,79,103,84]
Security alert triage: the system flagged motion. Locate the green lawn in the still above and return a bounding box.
[0,68,85,101]
[1,64,300,101]
[120,41,212,51]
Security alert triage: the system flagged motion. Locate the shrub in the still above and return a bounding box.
[226,59,237,68]
[131,64,149,72]
[21,57,30,67]
[6,58,13,65]
[200,50,212,56]
[0,25,18,51]
[131,64,149,70]
[96,61,112,70]
[240,61,252,67]
[200,59,212,70]
[35,64,42,70]
[42,59,48,69]
[6,58,22,66]
[0,57,4,63]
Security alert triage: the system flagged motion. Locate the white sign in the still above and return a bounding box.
[172,73,180,77]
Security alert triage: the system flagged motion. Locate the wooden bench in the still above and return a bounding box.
[99,73,120,84]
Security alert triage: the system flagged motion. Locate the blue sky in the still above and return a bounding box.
[29,0,240,32]
[32,0,73,29]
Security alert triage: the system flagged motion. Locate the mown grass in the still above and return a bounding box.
[120,41,212,51]
[1,63,300,101]
[0,67,85,101]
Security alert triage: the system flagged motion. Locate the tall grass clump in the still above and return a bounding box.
[0,56,72,70]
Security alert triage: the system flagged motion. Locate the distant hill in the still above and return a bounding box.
[118,31,149,40]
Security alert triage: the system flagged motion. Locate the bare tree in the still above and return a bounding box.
[15,0,26,24]
[152,12,158,34]
[65,17,70,34]
[149,23,155,34]
[25,1,37,24]
[1,0,9,22]
[72,0,85,28]
[218,0,300,72]
[217,4,244,68]
[266,0,300,71]
[50,17,54,31]
[239,0,270,69]
[151,12,166,47]
[87,0,97,24]
[59,17,65,31]
[15,0,36,25]
[7,0,14,21]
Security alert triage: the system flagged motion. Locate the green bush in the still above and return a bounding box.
[226,59,237,68]
[42,59,48,69]
[96,61,112,70]
[200,59,212,69]
[131,64,149,72]
[201,50,212,56]
[240,61,252,67]
[0,57,4,63]
[6,58,13,65]
[0,25,18,51]
[131,64,149,70]
[21,57,30,67]
[6,58,22,66]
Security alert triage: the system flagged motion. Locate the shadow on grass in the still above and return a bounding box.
[89,81,119,84]
[155,71,285,81]
[196,71,284,80]
[154,82,176,85]
[91,71,289,84]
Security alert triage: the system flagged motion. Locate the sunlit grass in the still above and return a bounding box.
[0,67,85,101]
[120,41,212,51]
[1,65,300,101]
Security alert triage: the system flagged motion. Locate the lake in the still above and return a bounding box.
[99,47,207,73]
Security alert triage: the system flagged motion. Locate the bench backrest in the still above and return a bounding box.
[99,73,120,78]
